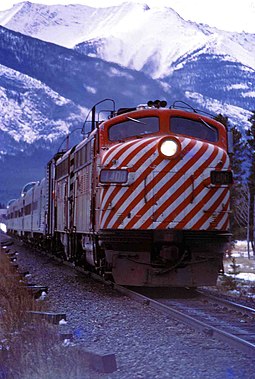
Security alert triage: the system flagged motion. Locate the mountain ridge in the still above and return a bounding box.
[1,1,255,80]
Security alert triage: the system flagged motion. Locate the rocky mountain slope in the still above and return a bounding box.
[0,24,167,151]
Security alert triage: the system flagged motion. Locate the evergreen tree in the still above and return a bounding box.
[246,111,255,191]
[214,114,247,239]
[245,111,255,254]
[214,113,228,126]
[230,125,246,181]
[230,125,247,239]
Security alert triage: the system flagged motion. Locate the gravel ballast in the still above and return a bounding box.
[8,241,255,379]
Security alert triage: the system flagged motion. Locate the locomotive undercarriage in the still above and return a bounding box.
[11,228,229,287]
[97,229,230,287]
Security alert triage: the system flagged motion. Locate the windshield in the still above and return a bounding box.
[170,117,218,142]
[108,116,159,141]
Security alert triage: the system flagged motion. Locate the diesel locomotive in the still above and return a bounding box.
[6,100,233,287]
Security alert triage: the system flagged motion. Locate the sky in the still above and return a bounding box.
[0,0,255,33]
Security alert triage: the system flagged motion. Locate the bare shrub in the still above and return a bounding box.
[0,251,97,379]
[1,322,94,379]
[0,253,46,333]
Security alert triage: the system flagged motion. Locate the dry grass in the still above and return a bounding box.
[0,252,45,333]
[1,322,93,379]
[0,247,98,379]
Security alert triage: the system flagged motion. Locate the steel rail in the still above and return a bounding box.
[196,289,255,315]
[114,284,255,357]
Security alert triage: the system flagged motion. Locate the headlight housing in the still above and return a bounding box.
[159,137,181,158]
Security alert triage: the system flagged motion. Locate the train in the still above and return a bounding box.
[6,99,233,287]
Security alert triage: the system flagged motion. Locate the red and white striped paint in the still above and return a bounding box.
[99,136,230,231]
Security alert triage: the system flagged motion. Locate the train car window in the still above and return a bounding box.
[108,117,159,141]
[74,141,92,170]
[86,143,91,162]
[82,145,86,165]
[56,158,69,180]
[170,117,218,142]
[32,201,38,211]
[24,204,32,216]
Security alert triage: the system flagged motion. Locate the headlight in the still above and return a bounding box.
[159,138,180,158]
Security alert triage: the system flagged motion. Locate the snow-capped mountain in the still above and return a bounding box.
[1,1,255,80]
[0,1,255,203]
[0,64,84,146]
[0,24,167,148]
[1,1,254,121]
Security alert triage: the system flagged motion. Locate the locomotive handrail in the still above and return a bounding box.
[170,100,198,113]
[81,98,116,137]
[170,100,216,119]
[57,127,83,152]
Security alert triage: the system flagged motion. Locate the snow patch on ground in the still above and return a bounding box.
[0,223,7,233]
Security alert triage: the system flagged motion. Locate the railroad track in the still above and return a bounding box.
[3,237,255,357]
[114,285,255,357]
